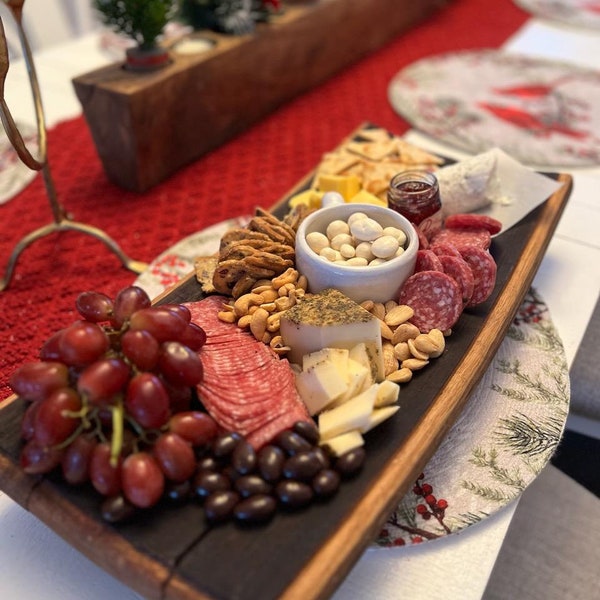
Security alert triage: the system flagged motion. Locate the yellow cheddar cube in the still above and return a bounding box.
[348,189,387,207]
[288,189,324,210]
[316,173,361,201]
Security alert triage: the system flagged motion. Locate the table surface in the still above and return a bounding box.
[1,12,599,600]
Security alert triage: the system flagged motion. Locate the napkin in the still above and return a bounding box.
[437,148,565,233]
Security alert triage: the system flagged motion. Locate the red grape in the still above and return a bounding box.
[111,286,151,328]
[158,341,203,387]
[59,320,109,367]
[129,307,187,343]
[122,452,165,508]
[77,358,130,405]
[161,303,192,323]
[76,291,114,323]
[161,379,193,413]
[125,372,170,429]
[21,401,40,441]
[120,329,160,371]
[179,322,207,352]
[153,432,196,482]
[90,442,122,496]
[20,439,64,474]
[33,387,82,447]
[14,284,225,519]
[169,411,218,447]
[9,361,70,402]
[61,434,97,485]
[39,329,65,361]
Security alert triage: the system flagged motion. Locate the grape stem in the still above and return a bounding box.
[110,400,124,467]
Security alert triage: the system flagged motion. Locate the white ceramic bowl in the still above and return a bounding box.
[295,203,418,304]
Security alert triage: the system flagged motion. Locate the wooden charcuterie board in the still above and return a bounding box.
[0,132,573,600]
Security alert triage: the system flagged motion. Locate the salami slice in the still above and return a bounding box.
[187,296,311,448]
[430,242,462,258]
[415,249,443,273]
[430,227,491,251]
[459,247,497,307]
[438,254,475,305]
[414,225,429,250]
[398,270,463,333]
[444,213,502,235]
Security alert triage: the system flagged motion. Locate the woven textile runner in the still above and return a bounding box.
[0,0,528,399]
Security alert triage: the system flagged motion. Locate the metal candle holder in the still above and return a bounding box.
[0,0,147,291]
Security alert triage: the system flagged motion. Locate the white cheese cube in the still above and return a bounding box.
[374,380,401,408]
[328,358,372,408]
[302,347,349,372]
[294,359,348,416]
[281,289,384,381]
[360,405,400,434]
[319,430,364,457]
[349,343,374,385]
[318,385,377,440]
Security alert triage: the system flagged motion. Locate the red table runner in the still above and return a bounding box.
[0,0,528,400]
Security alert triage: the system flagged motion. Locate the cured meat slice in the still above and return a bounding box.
[444,213,502,235]
[414,225,430,250]
[459,247,497,307]
[398,270,463,333]
[429,242,462,258]
[438,254,475,305]
[186,296,311,448]
[415,249,443,273]
[430,227,491,251]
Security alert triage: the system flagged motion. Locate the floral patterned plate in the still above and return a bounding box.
[514,0,600,30]
[136,223,570,549]
[388,49,600,167]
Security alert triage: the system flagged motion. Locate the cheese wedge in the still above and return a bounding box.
[295,357,349,416]
[360,405,399,434]
[281,289,384,381]
[319,430,364,457]
[374,379,400,408]
[302,347,349,372]
[336,357,371,404]
[318,385,377,440]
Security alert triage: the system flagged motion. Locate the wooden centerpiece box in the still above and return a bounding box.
[72,0,449,192]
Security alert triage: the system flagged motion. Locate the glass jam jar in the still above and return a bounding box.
[387,170,442,239]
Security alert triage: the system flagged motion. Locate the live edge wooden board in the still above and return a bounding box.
[0,143,572,599]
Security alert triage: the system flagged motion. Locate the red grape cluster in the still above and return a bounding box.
[10,285,213,513]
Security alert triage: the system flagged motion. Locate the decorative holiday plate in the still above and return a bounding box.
[376,288,569,546]
[514,0,600,30]
[388,49,600,167]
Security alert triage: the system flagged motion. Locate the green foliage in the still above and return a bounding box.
[93,0,176,49]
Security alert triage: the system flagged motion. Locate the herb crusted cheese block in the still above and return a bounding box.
[280,288,384,381]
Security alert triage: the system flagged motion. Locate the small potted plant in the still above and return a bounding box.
[93,0,177,71]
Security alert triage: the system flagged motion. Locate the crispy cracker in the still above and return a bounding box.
[194,254,219,294]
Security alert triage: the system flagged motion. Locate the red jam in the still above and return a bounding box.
[387,171,442,239]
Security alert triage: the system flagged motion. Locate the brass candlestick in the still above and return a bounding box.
[0,0,147,291]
